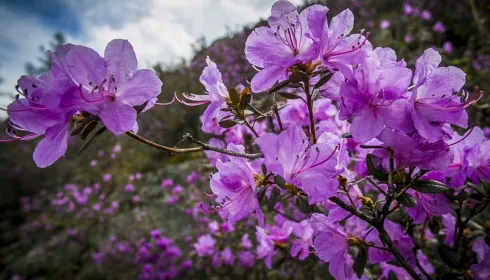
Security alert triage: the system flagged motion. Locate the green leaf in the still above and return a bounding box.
[314,72,333,89]
[296,196,310,213]
[437,245,462,269]
[410,180,450,193]
[353,245,368,279]
[228,88,240,105]
[342,132,353,138]
[288,71,308,84]
[397,193,417,208]
[257,187,267,202]
[70,123,84,136]
[366,154,389,181]
[277,92,302,99]
[268,80,290,93]
[80,120,98,140]
[274,176,287,190]
[267,186,281,211]
[77,127,106,156]
[218,119,238,128]
[261,164,267,175]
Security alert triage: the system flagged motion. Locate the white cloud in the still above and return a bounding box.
[0,5,56,113]
[0,0,304,116]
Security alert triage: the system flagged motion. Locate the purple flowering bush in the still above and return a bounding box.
[1,0,490,279]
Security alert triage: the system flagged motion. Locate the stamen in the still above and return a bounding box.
[174,92,209,106]
[443,124,476,148]
[155,97,175,106]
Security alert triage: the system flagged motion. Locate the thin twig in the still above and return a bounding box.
[184,133,263,159]
[126,131,263,159]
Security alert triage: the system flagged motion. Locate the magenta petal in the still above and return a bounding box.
[413,48,442,85]
[351,108,384,143]
[99,101,137,135]
[268,0,298,30]
[251,65,287,93]
[104,39,138,83]
[33,122,70,168]
[8,99,62,135]
[65,45,107,87]
[305,4,329,39]
[245,27,293,69]
[118,69,162,106]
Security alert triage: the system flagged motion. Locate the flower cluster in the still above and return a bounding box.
[3,1,489,280]
[3,40,162,167]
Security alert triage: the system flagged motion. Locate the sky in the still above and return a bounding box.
[0,0,303,114]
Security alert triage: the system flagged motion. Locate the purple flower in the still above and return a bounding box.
[433,21,446,33]
[471,238,490,280]
[441,214,456,246]
[238,251,255,268]
[256,125,347,204]
[161,179,173,189]
[410,49,469,142]
[208,143,264,225]
[310,213,358,280]
[256,223,292,268]
[291,220,313,260]
[221,247,235,265]
[421,10,432,20]
[103,173,112,182]
[380,20,390,29]
[241,234,253,249]
[338,47,412,143]
[194,234,216,257]
[178,57,231,135]
[150,229,161,239]
[62,39,162,135]
[124,184,135,192]
[443,41,453,54]
[373,128,454,171]
[466,139,490,184]
[406,190,452,224]
[245,1,326,92]
[403,4,413,15]
[5,54,76,167]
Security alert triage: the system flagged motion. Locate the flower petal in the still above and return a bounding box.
[33,122,70,168]
[118,69,162,106]
[104,39,138,83]
[99,101,137,135]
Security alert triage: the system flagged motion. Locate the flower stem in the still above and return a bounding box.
[304,82,317,144]
[126,131,263,159]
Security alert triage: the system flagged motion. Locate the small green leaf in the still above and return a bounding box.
[268,186,281,211]
[366,154,389,181]
[77,127,106,156]
[70,123,84,136]
[228,88,240,105]
[268,80,290,93]
[277,92,302,99]
[261,164,267,175]
[397,193,417,208]
[257,187,267,202]
[314,72,333,89]
[296,196,310,213]
[80,121,98,140]
[274,176,287,190]
[218,119,238,128]
[288,71,308,84]
[353,245,368,279]
[410,180,450,193]
[342,132,353,138]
